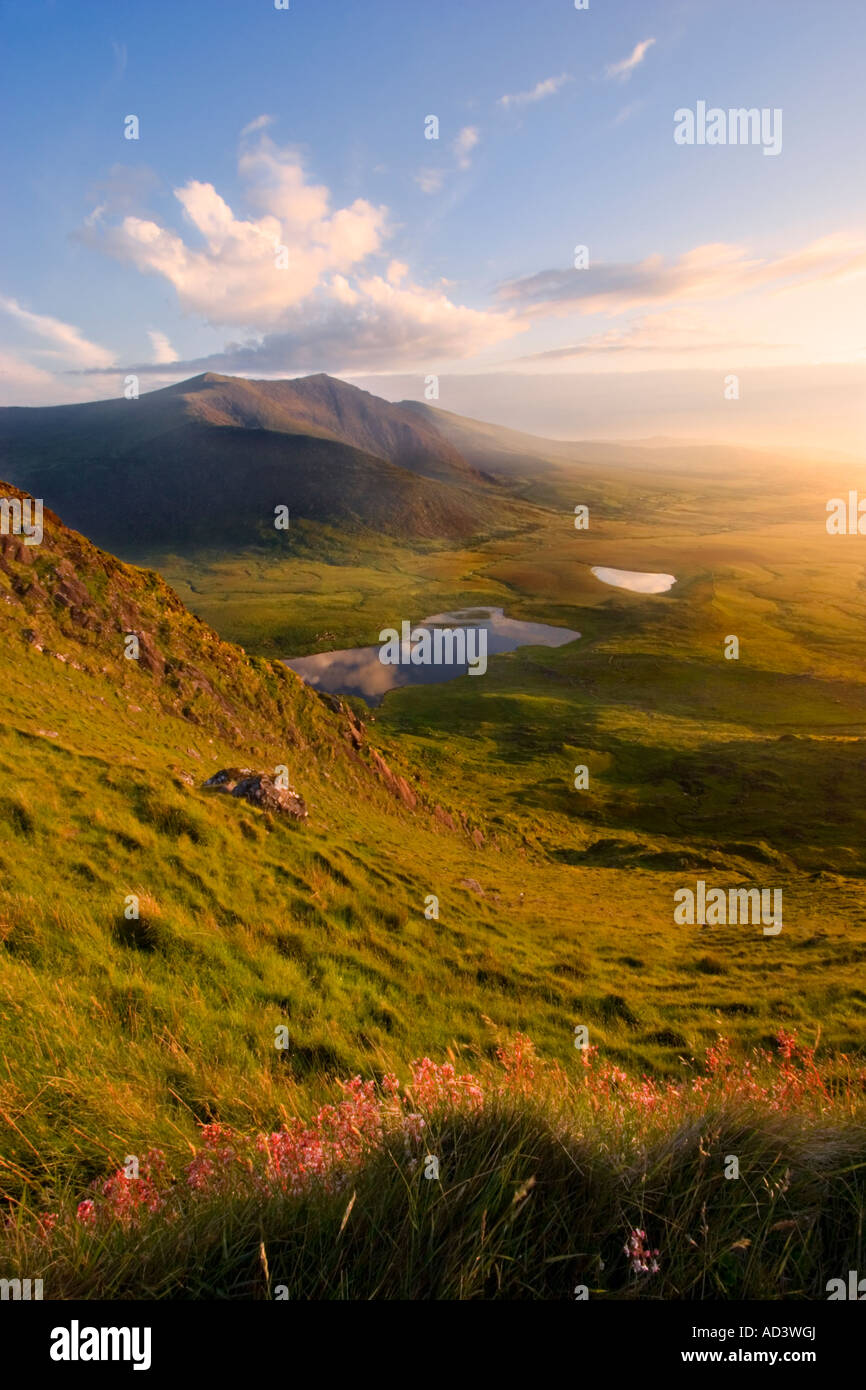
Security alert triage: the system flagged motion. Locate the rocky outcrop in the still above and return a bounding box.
[202,768,308,819]
[315,690,365,749]
[368,748,418,810]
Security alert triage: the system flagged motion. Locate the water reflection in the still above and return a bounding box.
[284,606,581,706]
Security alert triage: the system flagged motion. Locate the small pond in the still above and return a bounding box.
[591,567,676,594]
[284,606,581,705]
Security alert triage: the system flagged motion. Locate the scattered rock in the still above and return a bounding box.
[203,768,308,819]
[459,878,484,895]
[460,810,485,848]
[132,632,165,678]
[51,564,91,613]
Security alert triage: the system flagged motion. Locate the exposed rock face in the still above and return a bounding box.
[345,709,365,750]
[315,690,366,749]
[203,768,308,819]
[367,748,418,809]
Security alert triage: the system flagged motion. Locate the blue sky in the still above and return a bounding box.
[1,0,864,449]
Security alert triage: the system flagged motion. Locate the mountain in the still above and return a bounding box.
[0,374,529,555]
[177,373,483,487]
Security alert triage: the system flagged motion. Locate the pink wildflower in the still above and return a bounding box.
[624,1227,660,1275]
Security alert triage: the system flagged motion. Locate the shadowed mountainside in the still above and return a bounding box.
[0,374,534,552]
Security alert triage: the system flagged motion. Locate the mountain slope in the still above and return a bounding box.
[0,375,529,554]
[402,400,807,487]
[0,480,483,821]
[178,373,484,487]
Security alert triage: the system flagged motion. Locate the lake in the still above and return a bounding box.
[284,606,581,705]
[591,567,677,594]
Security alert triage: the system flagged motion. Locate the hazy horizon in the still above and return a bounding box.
[6,362,862,463]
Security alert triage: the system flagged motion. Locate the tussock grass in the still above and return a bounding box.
[5,1039,866,1300]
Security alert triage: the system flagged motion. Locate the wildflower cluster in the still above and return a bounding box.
[57,1030,858,1238]
[68,1055,488,1232]
[76,1150,168,1229]
[407,1057,484,1113]
[575,1029,848,1131]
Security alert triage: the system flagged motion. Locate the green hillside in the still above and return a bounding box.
[1,443,865,1223]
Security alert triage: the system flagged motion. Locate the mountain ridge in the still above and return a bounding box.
[0,374,533,554]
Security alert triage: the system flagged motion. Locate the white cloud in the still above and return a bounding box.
[416,127,481,195]
[240,114,273,137]
[0,350,115,405]
[108,274,521,377]
[498,74,570,109]
[148,330,178,364]
[497,233,866,318]
[514,306,791,365]
[0,296,114,368]
[78,135,517,375]
[414,168,445,194]
[452,126,479,170]
[84,139,388,328]
[606,38,655,81]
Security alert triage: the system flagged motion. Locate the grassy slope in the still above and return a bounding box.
[15,1067,866,1301]
[1,442,865,1298]
[0,488,711,1205]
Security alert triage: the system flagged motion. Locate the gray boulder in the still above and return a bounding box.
[203,768,308,819]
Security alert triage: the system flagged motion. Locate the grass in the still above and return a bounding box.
[0,447,864,1298]
[5,1032,865,1300]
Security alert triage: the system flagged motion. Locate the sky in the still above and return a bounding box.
[1,0,865,452]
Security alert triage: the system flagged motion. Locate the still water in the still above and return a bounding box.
[591,567,676,593]
[284,606,581,706]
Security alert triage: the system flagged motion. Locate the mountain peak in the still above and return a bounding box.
[0,369,519,551]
